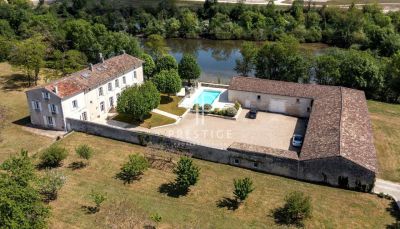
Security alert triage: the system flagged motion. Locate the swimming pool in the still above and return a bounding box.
[193,90,221,106]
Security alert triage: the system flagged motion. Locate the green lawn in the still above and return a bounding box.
[44,132,399,228]
[113,112,176,129]
[157,94,187,116]
[0,62,53,161]
[368,100,400,183]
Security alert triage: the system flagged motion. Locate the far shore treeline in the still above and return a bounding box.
[0,0,399,103]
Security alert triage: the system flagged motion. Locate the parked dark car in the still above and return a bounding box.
[248,108,258,119]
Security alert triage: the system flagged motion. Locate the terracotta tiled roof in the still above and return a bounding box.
[41,54,143,98]
[229,76,377,172]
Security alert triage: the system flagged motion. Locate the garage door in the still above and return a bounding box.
[269,99,287,114]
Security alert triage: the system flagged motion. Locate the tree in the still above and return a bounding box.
[152,69,182,97]
[9,36,46,86]
[234,42,257,76]
[314,54,341,85]
[53,49,87,76]
[156,55,178,73]
[88,190,106,213]
[173,156,200,193]
[117,81,160,121]
[140,53,156,79]
[75,144,93,161]
[274,191,312,226]
[233,177,254,204]
[0,150,34,186]
[74,144,93,168]
[38,170,66,202]
[39,145,69,168]
[116,154,149,184]
[178,54,201,85]
[255,36,310,82]
[0,150,50,228]
[145,34,169,57]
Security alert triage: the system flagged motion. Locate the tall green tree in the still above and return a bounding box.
[9,36,47,86]
[152,69,182,97]
[234,42,257,76]
[140,53,156,79]
[53,49,87,76]
[255,37,310,82]
[173,156,200,193]
[117,81,160,121]
[0,150,50,228]
[178,54,201,85]
[156,54,178,73]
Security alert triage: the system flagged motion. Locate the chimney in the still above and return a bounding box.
[89,63,93,71]
[53,85,58,94]
[122,50,126,55]
[99,53,104,63]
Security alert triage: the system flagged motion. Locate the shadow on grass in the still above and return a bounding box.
[160,95,173,104]
[12,116,31,126]
[81,205,99,214]
[68,161,87,170]
[158,182,188,198]
[386,200,400,229]
[216,197,239,211]
[271,207,306,228]
[1,73,29,91]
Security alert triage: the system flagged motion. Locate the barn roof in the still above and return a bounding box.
[229,76,377,172]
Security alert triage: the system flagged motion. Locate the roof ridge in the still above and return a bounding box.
[338,87,343,157]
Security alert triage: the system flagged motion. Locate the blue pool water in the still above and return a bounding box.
[193,90,221,106]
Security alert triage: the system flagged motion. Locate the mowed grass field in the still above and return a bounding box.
[0,62,53,161]
[48,132,399,228]
[368,100,400,183]
[0,62,399,227]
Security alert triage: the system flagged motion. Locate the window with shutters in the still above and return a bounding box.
[43,92,50,100]
[108,82,112,91]
[47,116,54,126]
[122,76,126,84]
[115,79,119,88]
[100,102,105,112]
[133,71,137,79]
[99,87,104,96]
[49,104,57,114]
[32,101,41,110]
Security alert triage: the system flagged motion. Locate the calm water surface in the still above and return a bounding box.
[143,39,329,84]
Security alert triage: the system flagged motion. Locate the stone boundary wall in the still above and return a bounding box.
[199,82,230,89]
[65,118,375,190]
[66,118,299,179]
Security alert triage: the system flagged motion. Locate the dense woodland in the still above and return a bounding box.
[0,0,399,102]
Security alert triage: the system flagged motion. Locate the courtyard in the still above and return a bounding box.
[149,109,307,151]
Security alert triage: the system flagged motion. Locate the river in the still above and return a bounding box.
[142,38,329,84]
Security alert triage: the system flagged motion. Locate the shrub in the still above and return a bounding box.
[225,107,238,117]
[233,177,255,204]
[38,170,66,202]
[275,191,312,226]
[75,144,93,161]
[40,145,68,168]
[203,104,212,111]
[173,156,200,192]
[234,101,241,110]
[89,190,106,213]
[116,154,150,184]
[150,212,162,223]
[192,103,200,111]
